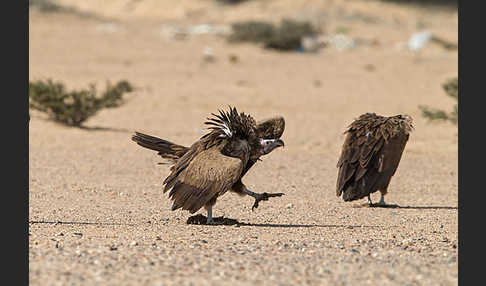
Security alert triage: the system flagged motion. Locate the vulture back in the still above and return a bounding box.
[336,113,413,202]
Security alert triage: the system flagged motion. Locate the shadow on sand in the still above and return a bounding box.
[186,214,390,228]
[30,115,132,133]
[77,125,132,133]
[29,220,136,226]
[353,203,458,210]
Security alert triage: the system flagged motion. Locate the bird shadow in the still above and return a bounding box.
[235,223,387,228]
[29,220,136,226]
[186,214,239,226]
[353,203,457,210]
[186,214,386,228]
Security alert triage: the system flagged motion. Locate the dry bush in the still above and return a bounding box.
[29,79,134,127]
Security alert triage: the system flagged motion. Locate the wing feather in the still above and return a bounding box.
[336,113,411,201]
[167,142,245,213]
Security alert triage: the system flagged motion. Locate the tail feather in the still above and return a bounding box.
[131,132,189,163]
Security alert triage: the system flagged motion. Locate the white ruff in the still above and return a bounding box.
[219,123,232,137]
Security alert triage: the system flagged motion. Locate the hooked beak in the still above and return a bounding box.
[261,138,285,155]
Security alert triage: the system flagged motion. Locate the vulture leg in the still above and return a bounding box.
[377,193,386,206]
[206,205,213,224]
[367,195,373,206]
[242,187,284,211]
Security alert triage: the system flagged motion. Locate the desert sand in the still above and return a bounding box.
[29,1,458,285]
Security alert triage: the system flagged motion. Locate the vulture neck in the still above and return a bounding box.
[221,138,250,163]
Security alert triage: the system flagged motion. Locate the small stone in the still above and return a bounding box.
[203,47,215,62]
[228,54,238,63]
[364,64,376,72]
[130,241,138,247]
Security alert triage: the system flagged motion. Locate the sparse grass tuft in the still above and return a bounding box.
[29,0,73,13]
[29,79,134,127]
[419,77,458,124]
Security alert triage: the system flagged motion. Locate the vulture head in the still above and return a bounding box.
[394,114,414,134]
[204,106,284,160]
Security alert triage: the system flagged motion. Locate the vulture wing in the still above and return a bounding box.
[167,143,245,213]
[162,107,252,214]
[132,115,285,172]
[336,113,410,201]
[256,116,285,139]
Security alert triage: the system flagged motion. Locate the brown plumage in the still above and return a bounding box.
[132,107,285,223]
[336,113,413,206]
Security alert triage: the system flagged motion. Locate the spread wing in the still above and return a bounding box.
[256,116,285,139]
[165,142,245,213]
[135,116,285,176]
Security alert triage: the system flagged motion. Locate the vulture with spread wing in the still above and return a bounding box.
[132,106,285,224]
[336,113,413,206]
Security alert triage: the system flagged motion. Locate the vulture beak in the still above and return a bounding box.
[261,138,285,155]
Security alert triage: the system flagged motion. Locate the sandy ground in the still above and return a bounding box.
[29,1,458,285]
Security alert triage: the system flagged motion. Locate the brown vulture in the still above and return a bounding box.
[336,113,413,206]
[132,106,285,224]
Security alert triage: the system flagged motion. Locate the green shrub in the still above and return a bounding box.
[419,77,458,124]
[228,21,276,44]
[264,19,319,51]
[228,18,320,51]
[29,79,133,127]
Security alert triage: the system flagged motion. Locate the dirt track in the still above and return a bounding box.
[29,1,457,285]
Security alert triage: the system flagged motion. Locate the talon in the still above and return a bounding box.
[251,192,285,211]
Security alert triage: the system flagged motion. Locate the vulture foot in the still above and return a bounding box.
[251,192,285,211]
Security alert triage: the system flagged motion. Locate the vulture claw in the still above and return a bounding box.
[251,192,285,211]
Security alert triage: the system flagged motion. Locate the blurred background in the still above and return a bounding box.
[29,0,458,155]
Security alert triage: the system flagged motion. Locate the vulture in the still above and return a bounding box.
[132,106,285,224]
[336,113,413,206]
